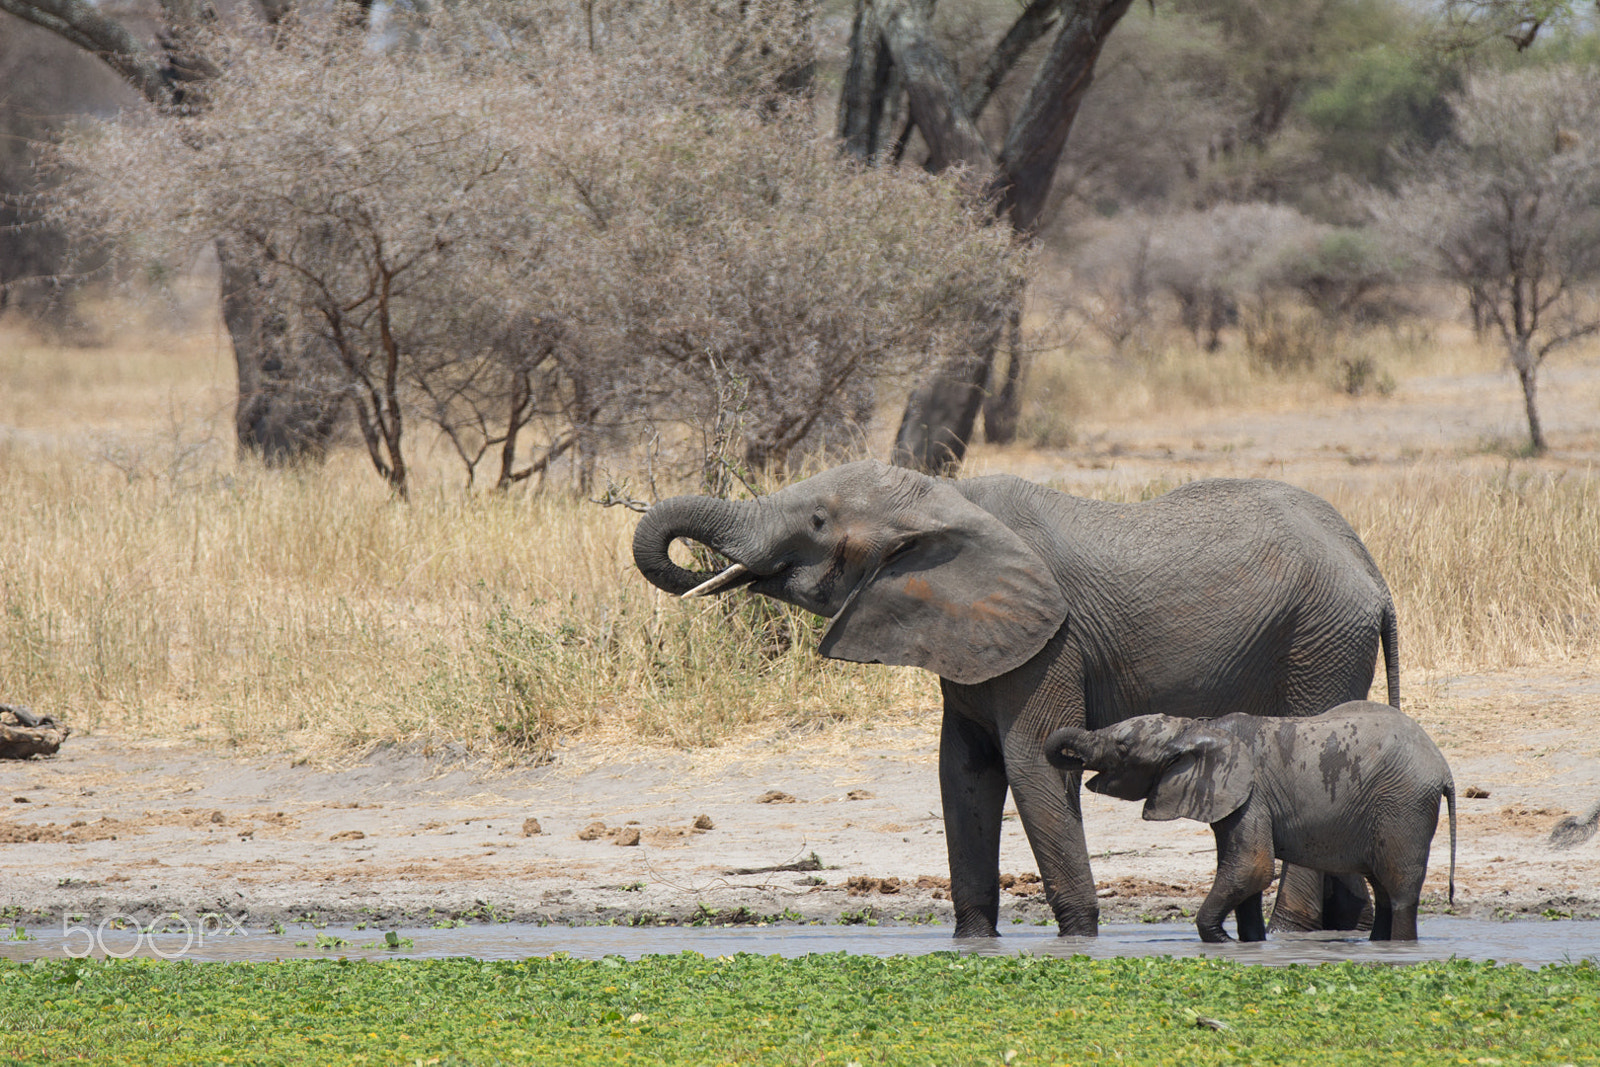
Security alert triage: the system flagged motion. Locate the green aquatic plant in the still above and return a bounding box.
[0,954,1593,1065]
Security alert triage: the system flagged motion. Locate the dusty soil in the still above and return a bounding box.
[2,664,1597,933]
[3,349,1599,936]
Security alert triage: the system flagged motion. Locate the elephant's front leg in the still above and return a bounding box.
[1233,894,1267,942]
[1002,731,1098,936]
[1199,812,1276,943]
[939,709,1009,937]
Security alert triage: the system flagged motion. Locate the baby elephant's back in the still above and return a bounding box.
[1305,700,1450,783]
[1262,701,1451,871]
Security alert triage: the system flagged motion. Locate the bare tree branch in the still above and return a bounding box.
[961,0,1068,120]
[993,0,1135,233]
[878,0,994,174]
[0,0,172,107]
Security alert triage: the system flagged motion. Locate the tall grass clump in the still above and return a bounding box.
[1338,470,1600,671]
[0,435,932,759]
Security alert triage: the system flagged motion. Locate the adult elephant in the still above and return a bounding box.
[632,460,1399,937]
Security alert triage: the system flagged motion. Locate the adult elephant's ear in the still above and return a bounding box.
[817,483,1067,685]
[1142,730,1253,824]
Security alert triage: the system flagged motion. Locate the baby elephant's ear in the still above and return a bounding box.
[1142,729,1252,824]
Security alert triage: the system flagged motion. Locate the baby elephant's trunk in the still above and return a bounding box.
[1044,726,1107,771]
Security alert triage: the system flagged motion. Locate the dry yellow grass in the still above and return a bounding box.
[1015,305,1504,449]
[1339,471,1600,672]
[1,298,1595,760]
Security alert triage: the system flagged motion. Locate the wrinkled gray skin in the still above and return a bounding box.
[1047,703,1456,942]
[632,460,1400,937]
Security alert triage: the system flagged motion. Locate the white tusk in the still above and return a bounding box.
[681,563,752,598]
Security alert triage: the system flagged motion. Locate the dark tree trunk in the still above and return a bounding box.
[988,0,1133,236]
[890,359,989,474]
[982,304,1025,445]
[218,242,343,465]
[1516,359,1546,455]
[838,0,902,162]
[841,0,1134,473]
[891,297,1008,471]
[5,0,349,467]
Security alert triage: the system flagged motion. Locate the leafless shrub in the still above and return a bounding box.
[53,2,1024,492]
[1373,65,1600,454]
[0,16,133,330]
[1067,219,1156,350]
[1071,203,1313,352]
[1072,201,1401,363]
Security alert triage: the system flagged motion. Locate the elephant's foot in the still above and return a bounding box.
[1197,924,1232,944]
[1235,895,1267,942]
[1054,908,1099,938]
[952,904,1001,938]
[952,921,1001,939]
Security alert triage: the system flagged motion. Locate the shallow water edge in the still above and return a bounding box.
[3,916,1597,968]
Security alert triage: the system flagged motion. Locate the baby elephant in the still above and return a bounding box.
[1046,701,1456,943]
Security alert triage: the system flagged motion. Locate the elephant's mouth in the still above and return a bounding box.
[680,561,762,598]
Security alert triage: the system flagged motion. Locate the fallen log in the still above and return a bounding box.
[0,703,69,759]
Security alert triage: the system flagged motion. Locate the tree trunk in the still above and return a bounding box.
[891,299,1008,471]
[837,0,902,162]
[989,0,1134,236]
[5,0,349,467]
[218,242,343,465]
[1516,359,1546,455]
[982,304,1025,444]
[851,0,1134,473]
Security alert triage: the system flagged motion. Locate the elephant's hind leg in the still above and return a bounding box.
[1368,880,1394,940]
[1371,858,1426,942]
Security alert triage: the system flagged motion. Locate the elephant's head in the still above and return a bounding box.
[631,460,1068,685]
[1045,715,1253,824]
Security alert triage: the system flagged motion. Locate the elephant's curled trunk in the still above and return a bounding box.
[632,495,758,597]
[1044,726,1104,771]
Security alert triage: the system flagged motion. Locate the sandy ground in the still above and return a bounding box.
[2,348,1599,936]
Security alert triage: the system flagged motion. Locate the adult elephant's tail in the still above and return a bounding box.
[1381,599,1401,709]
[1445,779,1456,906]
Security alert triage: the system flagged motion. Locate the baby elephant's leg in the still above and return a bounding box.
[1198,814,1276,943]
[1372,860,1427,942]
[1233,893,1267,942]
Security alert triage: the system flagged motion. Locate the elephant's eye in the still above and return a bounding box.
[811,509,826,530]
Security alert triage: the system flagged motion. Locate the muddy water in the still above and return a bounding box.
[3,918,1598,967]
